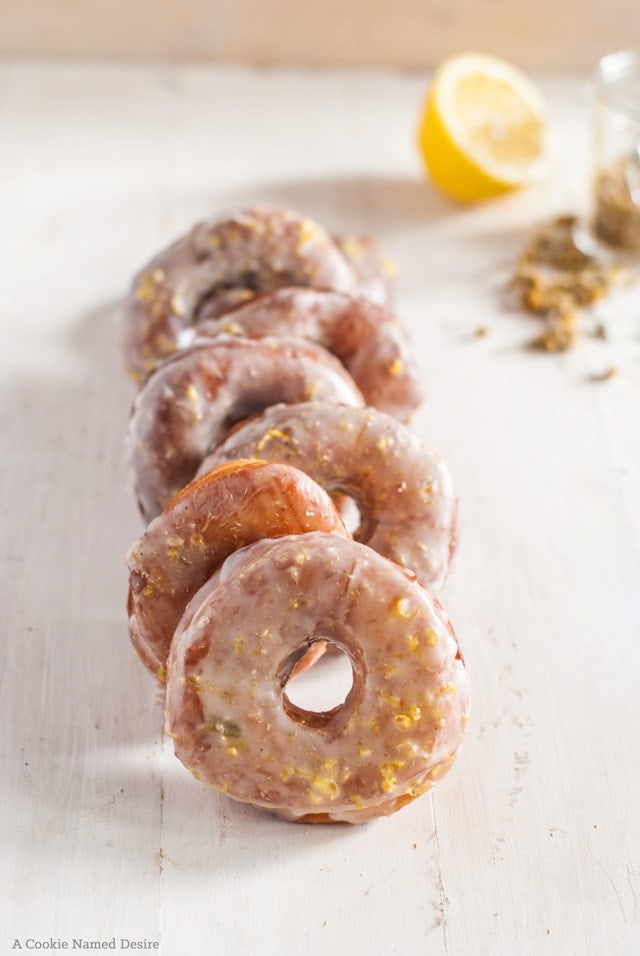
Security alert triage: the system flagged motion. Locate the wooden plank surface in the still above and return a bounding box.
[1,0,639,71]
[1,59,640,955]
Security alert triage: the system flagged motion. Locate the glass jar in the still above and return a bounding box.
[591,50,640,254]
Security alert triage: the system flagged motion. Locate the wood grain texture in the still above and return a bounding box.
[1,59,639,954]
[0,0,639,70]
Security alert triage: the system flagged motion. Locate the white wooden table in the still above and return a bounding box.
[1,59,639,956]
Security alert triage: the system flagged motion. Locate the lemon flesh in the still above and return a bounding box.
[417,53,548,203]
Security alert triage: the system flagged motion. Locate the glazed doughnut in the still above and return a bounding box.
[165,532,469,823]
[126,459,349,679]
[199,402,456,590]
[196,288,421,422]
[122,207,372,381]
[129,334,365,523]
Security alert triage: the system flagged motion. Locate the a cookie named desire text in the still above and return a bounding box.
[11,940,159,951]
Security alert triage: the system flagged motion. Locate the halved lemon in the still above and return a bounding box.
[417,52,549,202]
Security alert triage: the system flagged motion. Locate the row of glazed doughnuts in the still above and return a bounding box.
[122,207,469,824]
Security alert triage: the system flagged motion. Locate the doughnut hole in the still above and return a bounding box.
[334,494,362,535]
[330,488,373,542]
[279,640,355,728]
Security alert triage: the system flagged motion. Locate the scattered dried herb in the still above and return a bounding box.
[509,215,627,352]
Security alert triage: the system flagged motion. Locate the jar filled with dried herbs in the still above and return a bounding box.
[591,50,640,254]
